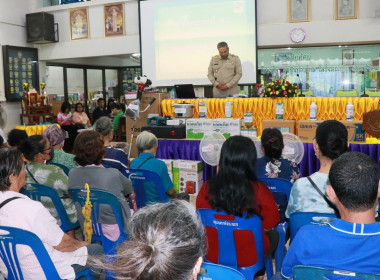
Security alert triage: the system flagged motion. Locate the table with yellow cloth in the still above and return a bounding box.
[161,97,380,135]
[16,124,61,136]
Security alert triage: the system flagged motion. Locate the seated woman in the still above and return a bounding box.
[286,120,348,218]
[196,135,279,280]
[255,128,300,183]
[0,148,103,280]
[72,103,92,129]
[19,135,78,237]
[57,101,76,153]
[43,125,77,171]
[130,131,176,203]
[100,200,205,280]
[95,117,129,171]
[69,130,134,241]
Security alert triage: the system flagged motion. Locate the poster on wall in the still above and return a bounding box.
[104,3,125,37]
[288,0,310,23]
[342,49,354,65]
[69,7,90,40]
[2,45,39,102]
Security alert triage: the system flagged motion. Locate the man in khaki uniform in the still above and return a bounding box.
[207,42,242,98]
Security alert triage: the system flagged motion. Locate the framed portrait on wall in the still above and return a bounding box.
[288,0,310,23]
[342,49,354,65]
[104,3,125,37]
[335,0,358,20]
[69,7,89,40]
[2,45,39,101]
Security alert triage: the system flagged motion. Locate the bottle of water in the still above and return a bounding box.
[310,102,317,120]
[346,102,354,121]
[170,88,175,99]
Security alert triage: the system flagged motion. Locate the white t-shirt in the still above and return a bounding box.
[0,191,87,280]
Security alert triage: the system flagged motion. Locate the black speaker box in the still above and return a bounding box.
[26,12,56,43]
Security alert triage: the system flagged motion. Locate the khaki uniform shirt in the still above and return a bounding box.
[207,54,242,98]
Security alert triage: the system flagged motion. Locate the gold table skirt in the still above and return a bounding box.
[161,97,380,134]
[16,124,60,136]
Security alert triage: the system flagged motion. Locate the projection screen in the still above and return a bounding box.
[140,0,257,87]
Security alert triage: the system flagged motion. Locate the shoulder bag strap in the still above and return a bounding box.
[0,197,21,209]
[26,164,39,184]
[137,157,154,169]
[306,176,339,215]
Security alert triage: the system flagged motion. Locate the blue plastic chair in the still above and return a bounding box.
[199,263,245,280]
[289,212,337,242]
[49,162,70,176]
[125,168,169,208]
[69,188,127,280]
[197,209,273,280]
[22,183,79,232]
[259,177,293,273]
[0,225,92,280]
[293,265,380,280]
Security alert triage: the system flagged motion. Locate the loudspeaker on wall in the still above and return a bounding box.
[26,12,57,43]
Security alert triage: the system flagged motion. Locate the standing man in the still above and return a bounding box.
[207,42,242,98]
[92,98,108,124]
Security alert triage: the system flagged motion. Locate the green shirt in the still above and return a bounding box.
[113,110,124,131]
[25,161,77,225]
[51,149,77,171]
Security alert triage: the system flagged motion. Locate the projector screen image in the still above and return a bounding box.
[140,0,257,87]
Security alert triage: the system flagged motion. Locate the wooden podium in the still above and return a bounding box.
[20,91,54,125]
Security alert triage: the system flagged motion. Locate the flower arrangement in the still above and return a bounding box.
[263,80,299,98]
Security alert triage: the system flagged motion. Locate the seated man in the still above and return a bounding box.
[0,148,103,280]
[282,152,380,278]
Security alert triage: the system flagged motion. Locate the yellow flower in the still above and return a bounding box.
[268,88,272,91]
[282,86,286,90]
[289,90,292,93]
[276,91,279,95]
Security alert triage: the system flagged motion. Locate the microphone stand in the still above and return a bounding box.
[297,74,305,97]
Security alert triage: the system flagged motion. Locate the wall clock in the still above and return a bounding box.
[290,27,306,43]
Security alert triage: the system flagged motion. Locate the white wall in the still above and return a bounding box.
[32,0,140,61]
[257,0,380,47]
[0,0,379,134]
[0,0,34,133]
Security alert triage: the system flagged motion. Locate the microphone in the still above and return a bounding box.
[297,74,304,97]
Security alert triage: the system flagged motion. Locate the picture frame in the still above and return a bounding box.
[2,45,39,101]
[288,0,310,23]
[342,49,354,65]
[69,7,89,40]
[335,0,358,20]
[104,3,125,37]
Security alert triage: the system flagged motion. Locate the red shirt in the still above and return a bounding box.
[196,181,280,266]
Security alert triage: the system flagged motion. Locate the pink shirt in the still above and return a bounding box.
[72,112,89,126]
[57,112,72,125]
[0,191,87,280]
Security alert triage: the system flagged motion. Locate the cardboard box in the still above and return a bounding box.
[212,119,241,139]
[262,120,296,134]
[172,160,204,194]
[126,92,170,157]
[296,120,366,143]
[186,119,213,139]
